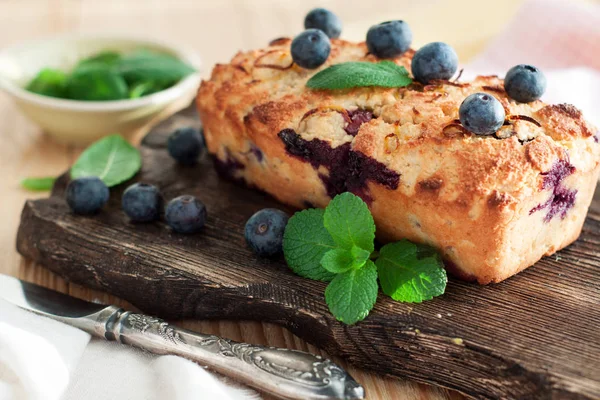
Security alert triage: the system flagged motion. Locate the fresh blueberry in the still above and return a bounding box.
[245,208,289,257]
[459,93,506,135]
[121,183,162,222]
[504,64,546,103]
[304,8,342,39]
[167,127,205,165]
[66,176,109,215]
[165,195,207,234]
[366,21,412,59]
[291,29,331,69]
[411,42,459,84]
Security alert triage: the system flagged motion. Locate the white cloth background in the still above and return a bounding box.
[1,1,600,399]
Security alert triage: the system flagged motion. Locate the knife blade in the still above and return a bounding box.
[0,274,364,400]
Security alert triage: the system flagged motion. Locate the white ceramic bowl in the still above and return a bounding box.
[0,34,201,146]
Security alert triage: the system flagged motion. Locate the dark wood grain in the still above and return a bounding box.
[16,104,600,400]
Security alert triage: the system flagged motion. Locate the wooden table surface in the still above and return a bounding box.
[0,0,592,398]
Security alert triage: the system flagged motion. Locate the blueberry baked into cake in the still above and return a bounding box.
[197,15,600,284]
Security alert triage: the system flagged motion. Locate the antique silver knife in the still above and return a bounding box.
[0,274,364,400]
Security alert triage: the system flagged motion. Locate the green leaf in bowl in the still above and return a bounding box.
[66,64,128,101]
[76,51,122,68]
[117,53,195,85]
[128,80,171,99]
[70,134,141,187]
[26,68,67,98]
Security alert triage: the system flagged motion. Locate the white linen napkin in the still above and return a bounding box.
[0,299,88,400]
[0,299,260,400]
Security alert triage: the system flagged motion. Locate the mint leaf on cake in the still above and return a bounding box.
[376,240,447,303]
[306,61,412,90]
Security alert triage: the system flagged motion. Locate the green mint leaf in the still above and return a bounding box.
[376,240,447,303]
[70,134,141,187]
[26,68,67,98]
[66,64,128,101]
[321,248,354,274]
[306,61,412,90]
[323,192,375,252]
[20,176,56,191]
[325,260,378,324]
[128,81,166,99]
[320,244,370,274]
[351,245,371,266]
[117,53,195,85]
[76,51,121,68]
[283,208,337,281]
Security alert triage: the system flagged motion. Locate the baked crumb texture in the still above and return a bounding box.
[197,39,600,284]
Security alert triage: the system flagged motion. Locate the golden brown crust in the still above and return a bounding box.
[197,39,600,284]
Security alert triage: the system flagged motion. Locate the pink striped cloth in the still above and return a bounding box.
[466,0,600,127]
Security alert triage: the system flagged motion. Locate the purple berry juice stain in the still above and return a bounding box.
[278,128,399,202]
[213,149,245,183]
[344,109,373,136]
[248,143,264,162]
[529,159,577,222]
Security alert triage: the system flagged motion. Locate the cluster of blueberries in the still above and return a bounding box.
[65,127,290,257]
[296,8,547,135]
[66,128,208,233]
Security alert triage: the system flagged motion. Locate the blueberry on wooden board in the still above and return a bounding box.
[66,177,109,215]
[122,183,162,222]
[165,195,207,233]
[245,208,289,257]
[167,127,205,165]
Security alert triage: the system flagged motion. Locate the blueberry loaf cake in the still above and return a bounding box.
[196,38,600,284]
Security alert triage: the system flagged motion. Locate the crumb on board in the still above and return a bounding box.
[452,338,464,345]
[436,313,442,318]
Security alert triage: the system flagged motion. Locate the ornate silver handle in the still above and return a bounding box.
[79,306,364,400]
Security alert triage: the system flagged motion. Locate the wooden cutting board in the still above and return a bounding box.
[16,103,600,400]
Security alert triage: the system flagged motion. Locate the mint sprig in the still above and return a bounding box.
[325,260,378,324]
[324,192,375,252]
[377,241,447,303]
[283,208,337,281]
[283,192,446,325]
[321,246,370,274]
[306,61,412,90]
